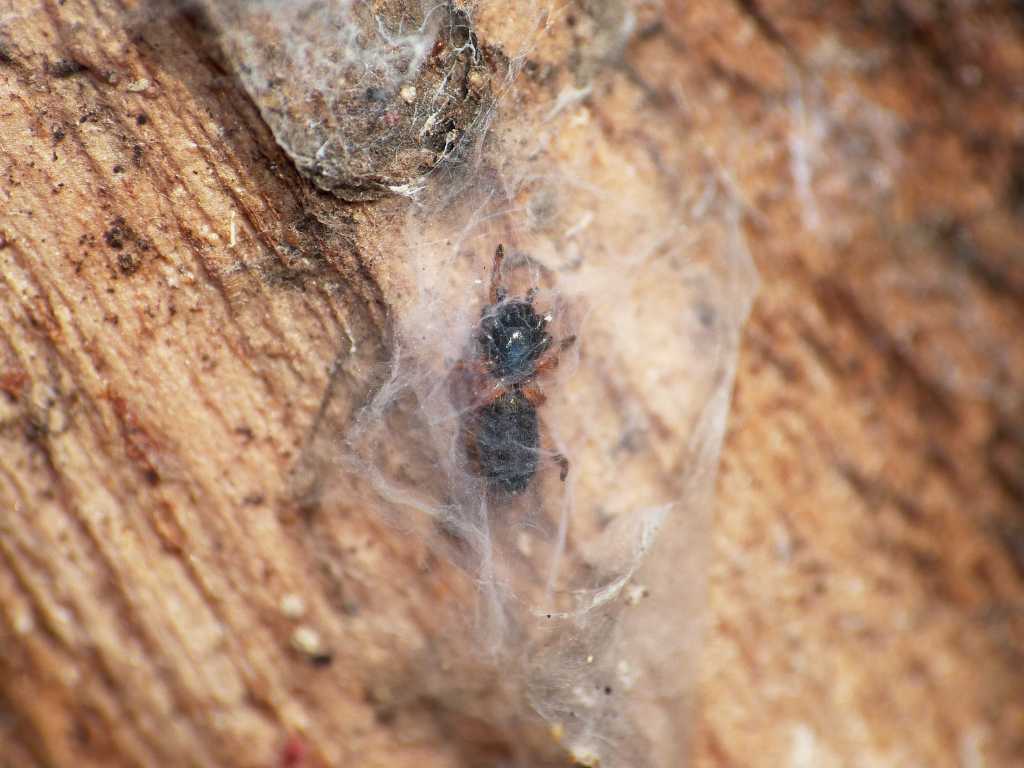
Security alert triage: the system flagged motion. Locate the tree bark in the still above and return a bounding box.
[1,1,1022,767]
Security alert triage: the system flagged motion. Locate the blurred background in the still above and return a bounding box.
[680,3,1024,764]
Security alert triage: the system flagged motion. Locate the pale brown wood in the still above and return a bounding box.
[681,3,1024,765]
[1,1,1022,767]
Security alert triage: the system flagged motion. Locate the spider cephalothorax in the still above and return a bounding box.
[478,297,552,381]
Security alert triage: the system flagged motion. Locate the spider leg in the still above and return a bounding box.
[532,354,559,378]
[507,250,558,283]
[520,383,567,479]
[554,452,570,481]
[475,382,511,408]
[448,357,501,410]
[532,334,577,378]
[448,357,491,379]
[520,380,547,407]
[532,405,569,481]
[489,244,507,305]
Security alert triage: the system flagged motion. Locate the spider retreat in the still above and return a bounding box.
[451,244,575,495]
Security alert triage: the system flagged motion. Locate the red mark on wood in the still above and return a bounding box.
[0,370,28,399]
[279,735,308,768]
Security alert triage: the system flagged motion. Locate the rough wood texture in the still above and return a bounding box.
[1,1,1022,767]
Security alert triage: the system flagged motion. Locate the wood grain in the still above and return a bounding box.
[1,1,1021,766]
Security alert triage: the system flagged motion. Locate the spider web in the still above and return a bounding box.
[204,1,758,766]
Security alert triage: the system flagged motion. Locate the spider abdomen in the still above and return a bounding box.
[472,389,539,495]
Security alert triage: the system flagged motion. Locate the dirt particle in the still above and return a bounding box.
[104,223,125,250]
[24,414,49,443]
[570,746,601,767]
[290,625,331,667]
[52,127,66,145]
[625,584,650,605]
[49,59,87,78]
[467,68,487,91]
[291,625,320,653]
[112,164,124,174]
[310,652,334,668]
[104,217,144,255]
[117,251,139,275]
[135,113,149,125]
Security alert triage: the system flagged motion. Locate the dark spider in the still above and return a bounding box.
[478,246,553,382]
[451,244,573,495]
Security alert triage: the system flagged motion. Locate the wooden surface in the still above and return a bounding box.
[1,1,1022,766]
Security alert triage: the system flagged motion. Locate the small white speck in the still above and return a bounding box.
[290,626,322,656]
[280,593,306,619]
[789,723,817,768]
[400,84,417,103]
[570,745,601,767]
[625,584,649,605]
[126,79,151,93]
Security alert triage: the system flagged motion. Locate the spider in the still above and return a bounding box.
[451,244,574,495]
